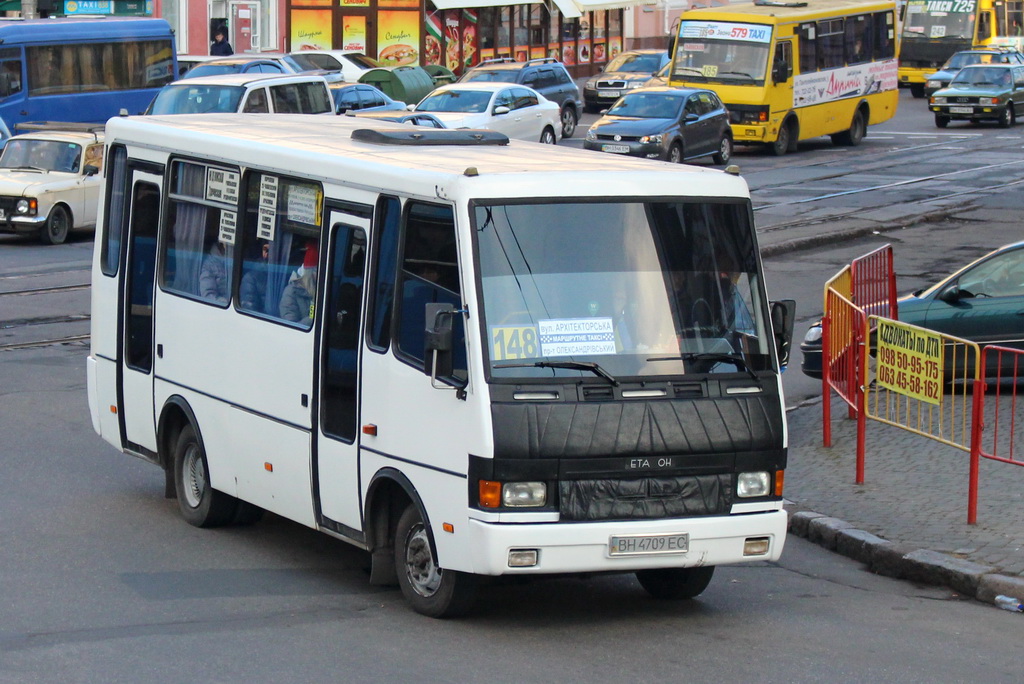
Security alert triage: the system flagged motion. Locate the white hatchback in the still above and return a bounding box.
[146,73,333,115]
[413,82,562,143]
[0,128,105,245]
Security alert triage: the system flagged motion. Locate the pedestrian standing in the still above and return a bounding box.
[211,27,234,56]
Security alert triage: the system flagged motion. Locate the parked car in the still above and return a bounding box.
[180,54,300,79]
[924,46,1024,97]
[930,63,1024,128]
[0,128,104,245]
[457,57,581,137]
[413,82,561,143]
[348,110,447,128]
[146,74,333,115]
[328,82,406,114]
[583,49,671,113]
[176,55,216,79]
[800,241,1024,380]
[584,87,732,164]
[287,50,381,82]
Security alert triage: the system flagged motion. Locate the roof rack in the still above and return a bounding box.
[478,57,517,65]
[13,121,104,141]
[524,57,559,66]
[351,128,509,146]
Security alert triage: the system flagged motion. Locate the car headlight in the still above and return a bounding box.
[737,471,771,498]
[628,81,645,88]
[931,96,946,104]
[802,325,822,344]
[585,80,596,89]
[980,97,999,105]
[926,80,941,88]
[16,199,31,215]
[585,128,597,141]
[639,134,662,144]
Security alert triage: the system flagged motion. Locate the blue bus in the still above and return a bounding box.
[0,18,176,127]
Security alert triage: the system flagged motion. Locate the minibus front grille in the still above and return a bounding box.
[559,474,731,521]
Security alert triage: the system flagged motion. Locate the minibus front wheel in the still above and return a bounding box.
[635,566,715,600]
[395,503,478,617]
[770,118,797,156]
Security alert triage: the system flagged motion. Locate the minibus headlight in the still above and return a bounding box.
[737,471,770,498]
[931,96,946,104]
[639,134,662,144]
[502,482,547,507]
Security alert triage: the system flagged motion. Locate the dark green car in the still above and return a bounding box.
[929,64,1024,128]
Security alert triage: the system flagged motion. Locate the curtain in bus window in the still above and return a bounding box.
[166,164,207,295]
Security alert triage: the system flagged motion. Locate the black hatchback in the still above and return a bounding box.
[583,87,732,165]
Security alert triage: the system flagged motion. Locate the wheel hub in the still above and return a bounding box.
[183,444,206,508]
[404,524,442,597]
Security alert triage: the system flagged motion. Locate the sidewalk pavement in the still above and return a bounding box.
[768,201,1024,607]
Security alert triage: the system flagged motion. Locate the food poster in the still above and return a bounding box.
[548,42,560,60]
[530,46,546,59]
[290,9,332,51]
[562,41,577,65]
[592,13,606,63]
[378,11,420,66]
[342,16,367,52]
[462,10,478,69]
[515,46,529,62]
[425,12,443,66]
[480,48,495,61]
[578,39,591,64]
[609,36,622,60]
[593,10,606,40]
[445,10,462,72]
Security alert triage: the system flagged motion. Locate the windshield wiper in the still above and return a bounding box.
[9,165,46,172]
[494,360,619,386]
[647,352,760,384]
[717,70,757,81]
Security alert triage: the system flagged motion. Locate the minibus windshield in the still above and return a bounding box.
[475,200,772,381]
[672,21,772,85]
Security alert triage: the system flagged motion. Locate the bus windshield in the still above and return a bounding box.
[672,21,772,85]
[475,200,771,381]
[902,0,977,40]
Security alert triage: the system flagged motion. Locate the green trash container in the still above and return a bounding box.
[358,66,435,106]
[422,64,457,87]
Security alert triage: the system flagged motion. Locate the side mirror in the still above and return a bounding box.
[493,105,511,115]
[83,164,99,176]
[406,103,416,111]
[772,62,789,84]
[424,302,455,382]
[770,299,797,369]
[684,112,699,123]
[938,283,962,303]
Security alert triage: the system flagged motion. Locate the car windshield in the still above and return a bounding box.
[0,139,82,173]
[416,89,492,113]
[608,92,681,119]
[951,66,1011,86]
[148,84,246,114]
[671,21,771,85]
[606,52,664,73]
[461,70,517,83]
[902,1,977,40]
[476,200,771,381]
[946,53,997,69]
[182,64,244,79]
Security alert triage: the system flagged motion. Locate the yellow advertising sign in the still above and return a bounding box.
[290,9,332,51]
[876,319,943,404]
[378,10,420,66]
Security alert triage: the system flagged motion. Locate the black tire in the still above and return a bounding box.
[636,566,715,600]
[560,106,577,138]
[40,205,70,245]
[712,135,733,165]
[832,109,866,146]
[910,83,925,99]
[173,424,238,528]
[770,120,793,156]
[540,126,557,145]
[999,104,1015,128]
[666,141,684,163]
[934,114,950,129]
[394,503,477,618]
[583,102,599,114]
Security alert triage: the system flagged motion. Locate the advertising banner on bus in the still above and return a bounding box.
[794,59,898,106]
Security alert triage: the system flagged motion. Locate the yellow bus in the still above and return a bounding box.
[900,0,1024,97]
[667,0,899,155]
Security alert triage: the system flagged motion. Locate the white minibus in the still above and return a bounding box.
[87,114,796,617]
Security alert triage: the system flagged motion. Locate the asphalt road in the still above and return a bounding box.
[2,90,1024,682]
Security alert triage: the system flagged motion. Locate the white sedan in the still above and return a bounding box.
[413,82,562,144]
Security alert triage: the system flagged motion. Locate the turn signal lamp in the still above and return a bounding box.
[774,470,785,497]
[758,110,768,122]
[479,480,502,508]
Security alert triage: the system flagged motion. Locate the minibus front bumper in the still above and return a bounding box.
[464,508,787,576]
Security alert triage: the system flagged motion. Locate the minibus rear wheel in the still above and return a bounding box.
[395,504,478,617]
[173,424,238,528]
[635,566,715,600]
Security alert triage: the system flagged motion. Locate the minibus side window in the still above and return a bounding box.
[101,145,129,277]
[394,202,467,382]
[0,49,23,98]
[367,196,401,351]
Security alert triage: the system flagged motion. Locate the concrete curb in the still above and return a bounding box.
[786,507,1024,610]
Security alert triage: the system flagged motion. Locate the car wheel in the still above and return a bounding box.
[910,83,925,99]
[173,423,238,528]
[394,503,478,617]
[666,142,684,163]
[560,106,577,138]
[832,109,866,146]
[934,114,950,128]
[40,205,71,245]
[999,104,1015,128]
[712,135,732,165]
[770,120,793,156]
[636,566,715,600]
[539,126,557,145]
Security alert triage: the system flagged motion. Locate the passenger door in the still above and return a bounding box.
[119,169,163,453]
[229,1,261,53]
[315,204,371,532]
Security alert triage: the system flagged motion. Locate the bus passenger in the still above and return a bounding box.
[280,241,318,325]
[199,242,229,303]
[240,239,270,312]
